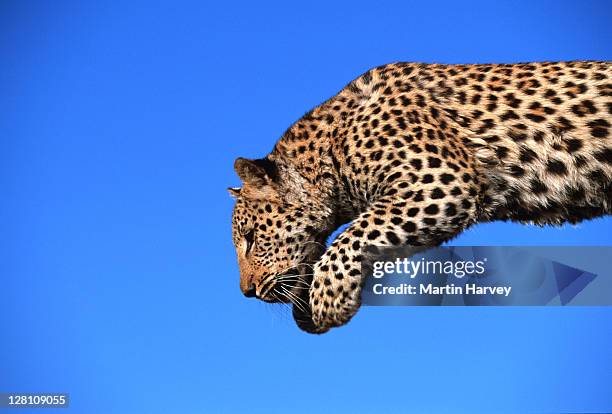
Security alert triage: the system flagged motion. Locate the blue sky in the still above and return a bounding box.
[1,1,611,413]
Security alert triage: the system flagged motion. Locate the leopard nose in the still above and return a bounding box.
[243,283,257,298]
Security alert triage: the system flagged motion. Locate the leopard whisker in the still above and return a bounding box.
[281,286,309,315]
[275,276,313,287]
[274,273,315,281]
[281,287,304,314]
[277,280,312,289]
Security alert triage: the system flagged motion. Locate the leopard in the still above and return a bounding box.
[229,61,612,334]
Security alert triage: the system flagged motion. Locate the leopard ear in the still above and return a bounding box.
[234,157,276,187]
[227,187,241,198]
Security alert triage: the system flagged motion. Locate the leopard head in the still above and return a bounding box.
[229,157,334,308]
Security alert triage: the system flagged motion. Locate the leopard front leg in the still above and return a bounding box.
[295,184,479,333]
[302,226,365,333]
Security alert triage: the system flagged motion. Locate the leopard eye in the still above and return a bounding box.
[244,229,255,254]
